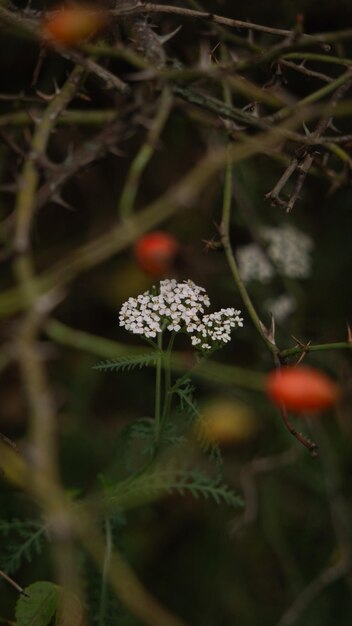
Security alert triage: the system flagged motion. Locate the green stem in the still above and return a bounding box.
[279,341,352,360]
[220,134,278,357]
[0,110,117,128]
[219,57,278,356]
[98,517,113,626]
[119,88,173,220]
[282,52,352,67]
[269,68,352,124]
[154,332,163,444]
[161,332,176,425]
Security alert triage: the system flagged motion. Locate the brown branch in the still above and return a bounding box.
[280,405,318,456]
[0,109,309,320]
[36,118,122,210]
[0,6,129,94]
[111,3,322,40]
[231,448,298,533]
[0,570,28,596]
[280,59,333,83]
[266,69,352,211]
[14,64,85,253]
[277,560,349,626]
[57,47,130,95]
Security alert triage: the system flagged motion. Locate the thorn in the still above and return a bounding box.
[77,91,92,102]
[32,153,58,171]
[228,49,240,63]
[302,122,311,136]
[219,117,246,132]
[52,194,73,210]
[201,237,222,252]
[326,119,341,134]
[267,313,276,345]
[26,109,42,124]
[291,334,311,349]
[291,334,312,364]
[158,24,182,45]
[259,319,276,347]
[53,78,60,95]
[36,89,57,102]
[347,321,352,344]
[109,146,124,157]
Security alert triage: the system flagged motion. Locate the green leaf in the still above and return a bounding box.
[16,581,59,626]
[93,353,159,373]
[104,464,243,511]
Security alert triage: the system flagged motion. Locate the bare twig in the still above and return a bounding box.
[14,64,85,253]
[266,69,352,210]
[110,3,327,41]
[118,87,173,219]
[280,59,333,83]
[36,118,122,210]
[279,405,318,456]
[277,560,349,626]
[0,570,28,596]
[231,448,298,533]
[0,111,310,319]
[0,6,129,95]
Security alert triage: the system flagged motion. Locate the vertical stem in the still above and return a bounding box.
[220,135,279,356]
[118,87,173,220]
[162,332,176,424]
[99,518,113,626]
[154,332,163,443]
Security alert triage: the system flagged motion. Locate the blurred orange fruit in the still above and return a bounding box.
[42,6,109,45]
[133,232,180,277]
[266,366,339,414]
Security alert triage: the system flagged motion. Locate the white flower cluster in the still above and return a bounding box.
[236,243,274,284]
[263,225,313,279]
[265,293,297,322]
[237,225,313,283]
[119,279,243,350]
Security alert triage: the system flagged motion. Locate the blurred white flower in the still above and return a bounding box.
[237,224,313,283]
[266,293,297,322]
[262,225,313,279]
[119,279,243,350]
[236,243,274,283]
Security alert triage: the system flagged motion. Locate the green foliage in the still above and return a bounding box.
[0,519,47,574]
[93,353,159,373]
[104,463,243,511]
[15,581,59,626]
[174,378,223,471]
[15,581,83,626]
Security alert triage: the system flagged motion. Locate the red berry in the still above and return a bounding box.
[266,366,339,414]
[42,6,108,45]
[134,232,179,277]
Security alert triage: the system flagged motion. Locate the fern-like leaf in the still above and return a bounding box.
[104,464,243,511]
[0,519,47,574]
[175,380,223,472]
[93,353,159,373]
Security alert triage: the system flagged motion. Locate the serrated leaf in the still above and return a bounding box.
[93,353,159,373]
[16,581,59,626]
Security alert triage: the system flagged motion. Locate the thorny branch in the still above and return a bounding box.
[1,1,352,623]
[266,69,352,211]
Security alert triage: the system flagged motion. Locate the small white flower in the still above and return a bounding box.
[118,279,243,350]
